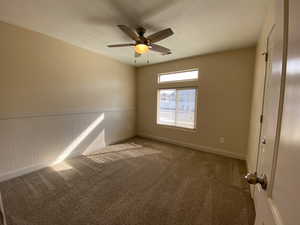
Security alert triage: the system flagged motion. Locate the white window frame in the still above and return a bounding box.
[157,68,199,84]
[156,87,198,130]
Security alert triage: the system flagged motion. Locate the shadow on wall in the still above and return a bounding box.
[52,110,134,165]
[52,113,106,165]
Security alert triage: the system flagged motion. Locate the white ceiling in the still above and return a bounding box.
[0,0,270,66]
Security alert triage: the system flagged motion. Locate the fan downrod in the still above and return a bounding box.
[136,27,146,36]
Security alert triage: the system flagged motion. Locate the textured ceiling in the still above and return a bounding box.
[0,0,270,66]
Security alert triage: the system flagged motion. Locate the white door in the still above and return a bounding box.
[252,0,300,225]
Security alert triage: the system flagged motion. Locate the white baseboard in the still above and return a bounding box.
[0,161,51,183]
[138,133,245,160]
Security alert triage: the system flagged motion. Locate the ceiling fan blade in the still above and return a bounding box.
[117,25,140,42]
[150,44,171,54]
[135,52,141,58]
[147,28,174,43]
[107,43,135,47]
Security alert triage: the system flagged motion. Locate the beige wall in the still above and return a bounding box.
[0,15,269,181]
[246,4,275,174]
[136,48,255,159]
[0,22,136,181]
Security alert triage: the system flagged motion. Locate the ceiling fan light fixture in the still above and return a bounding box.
[108,25,174,56]
[134,44,149,54]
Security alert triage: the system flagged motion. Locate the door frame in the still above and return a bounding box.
[253,0,290,224]
[254,24,276,174]
[266,0,289,196]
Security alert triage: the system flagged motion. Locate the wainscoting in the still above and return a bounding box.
[0,109,135,181]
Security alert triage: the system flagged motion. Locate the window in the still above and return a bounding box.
[158,69,198,83]
[157,88,197,129]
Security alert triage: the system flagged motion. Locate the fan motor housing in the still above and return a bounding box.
[136,27,146,36]
[136,27,149,45]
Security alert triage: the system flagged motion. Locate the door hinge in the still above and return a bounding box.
[260,114,264,123]
[264,52,269,62]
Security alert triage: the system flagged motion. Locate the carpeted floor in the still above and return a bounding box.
[0,137,255,225]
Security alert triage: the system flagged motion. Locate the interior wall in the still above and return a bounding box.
[136,48,255,159]
[246,4,275,176]
[0,22,136,181]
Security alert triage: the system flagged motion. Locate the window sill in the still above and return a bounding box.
[156,123,197,133]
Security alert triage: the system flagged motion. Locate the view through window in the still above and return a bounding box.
[157,88,196,129]
[158,70,198,83]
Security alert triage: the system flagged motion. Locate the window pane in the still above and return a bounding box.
[159,70,198,83]
[176,89,196,128]
[158,89,176,126]
[158,88,196,129]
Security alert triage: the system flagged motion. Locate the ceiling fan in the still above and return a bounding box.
[107,25,174,57]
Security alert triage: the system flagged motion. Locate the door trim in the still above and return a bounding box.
[254,0,289,225]
[254,24,276,174]
[268,198,284,225]
[267,0,289,196]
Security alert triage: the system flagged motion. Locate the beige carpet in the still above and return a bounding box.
[0,137,254,225]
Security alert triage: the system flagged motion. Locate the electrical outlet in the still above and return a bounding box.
[219,137,225,144]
